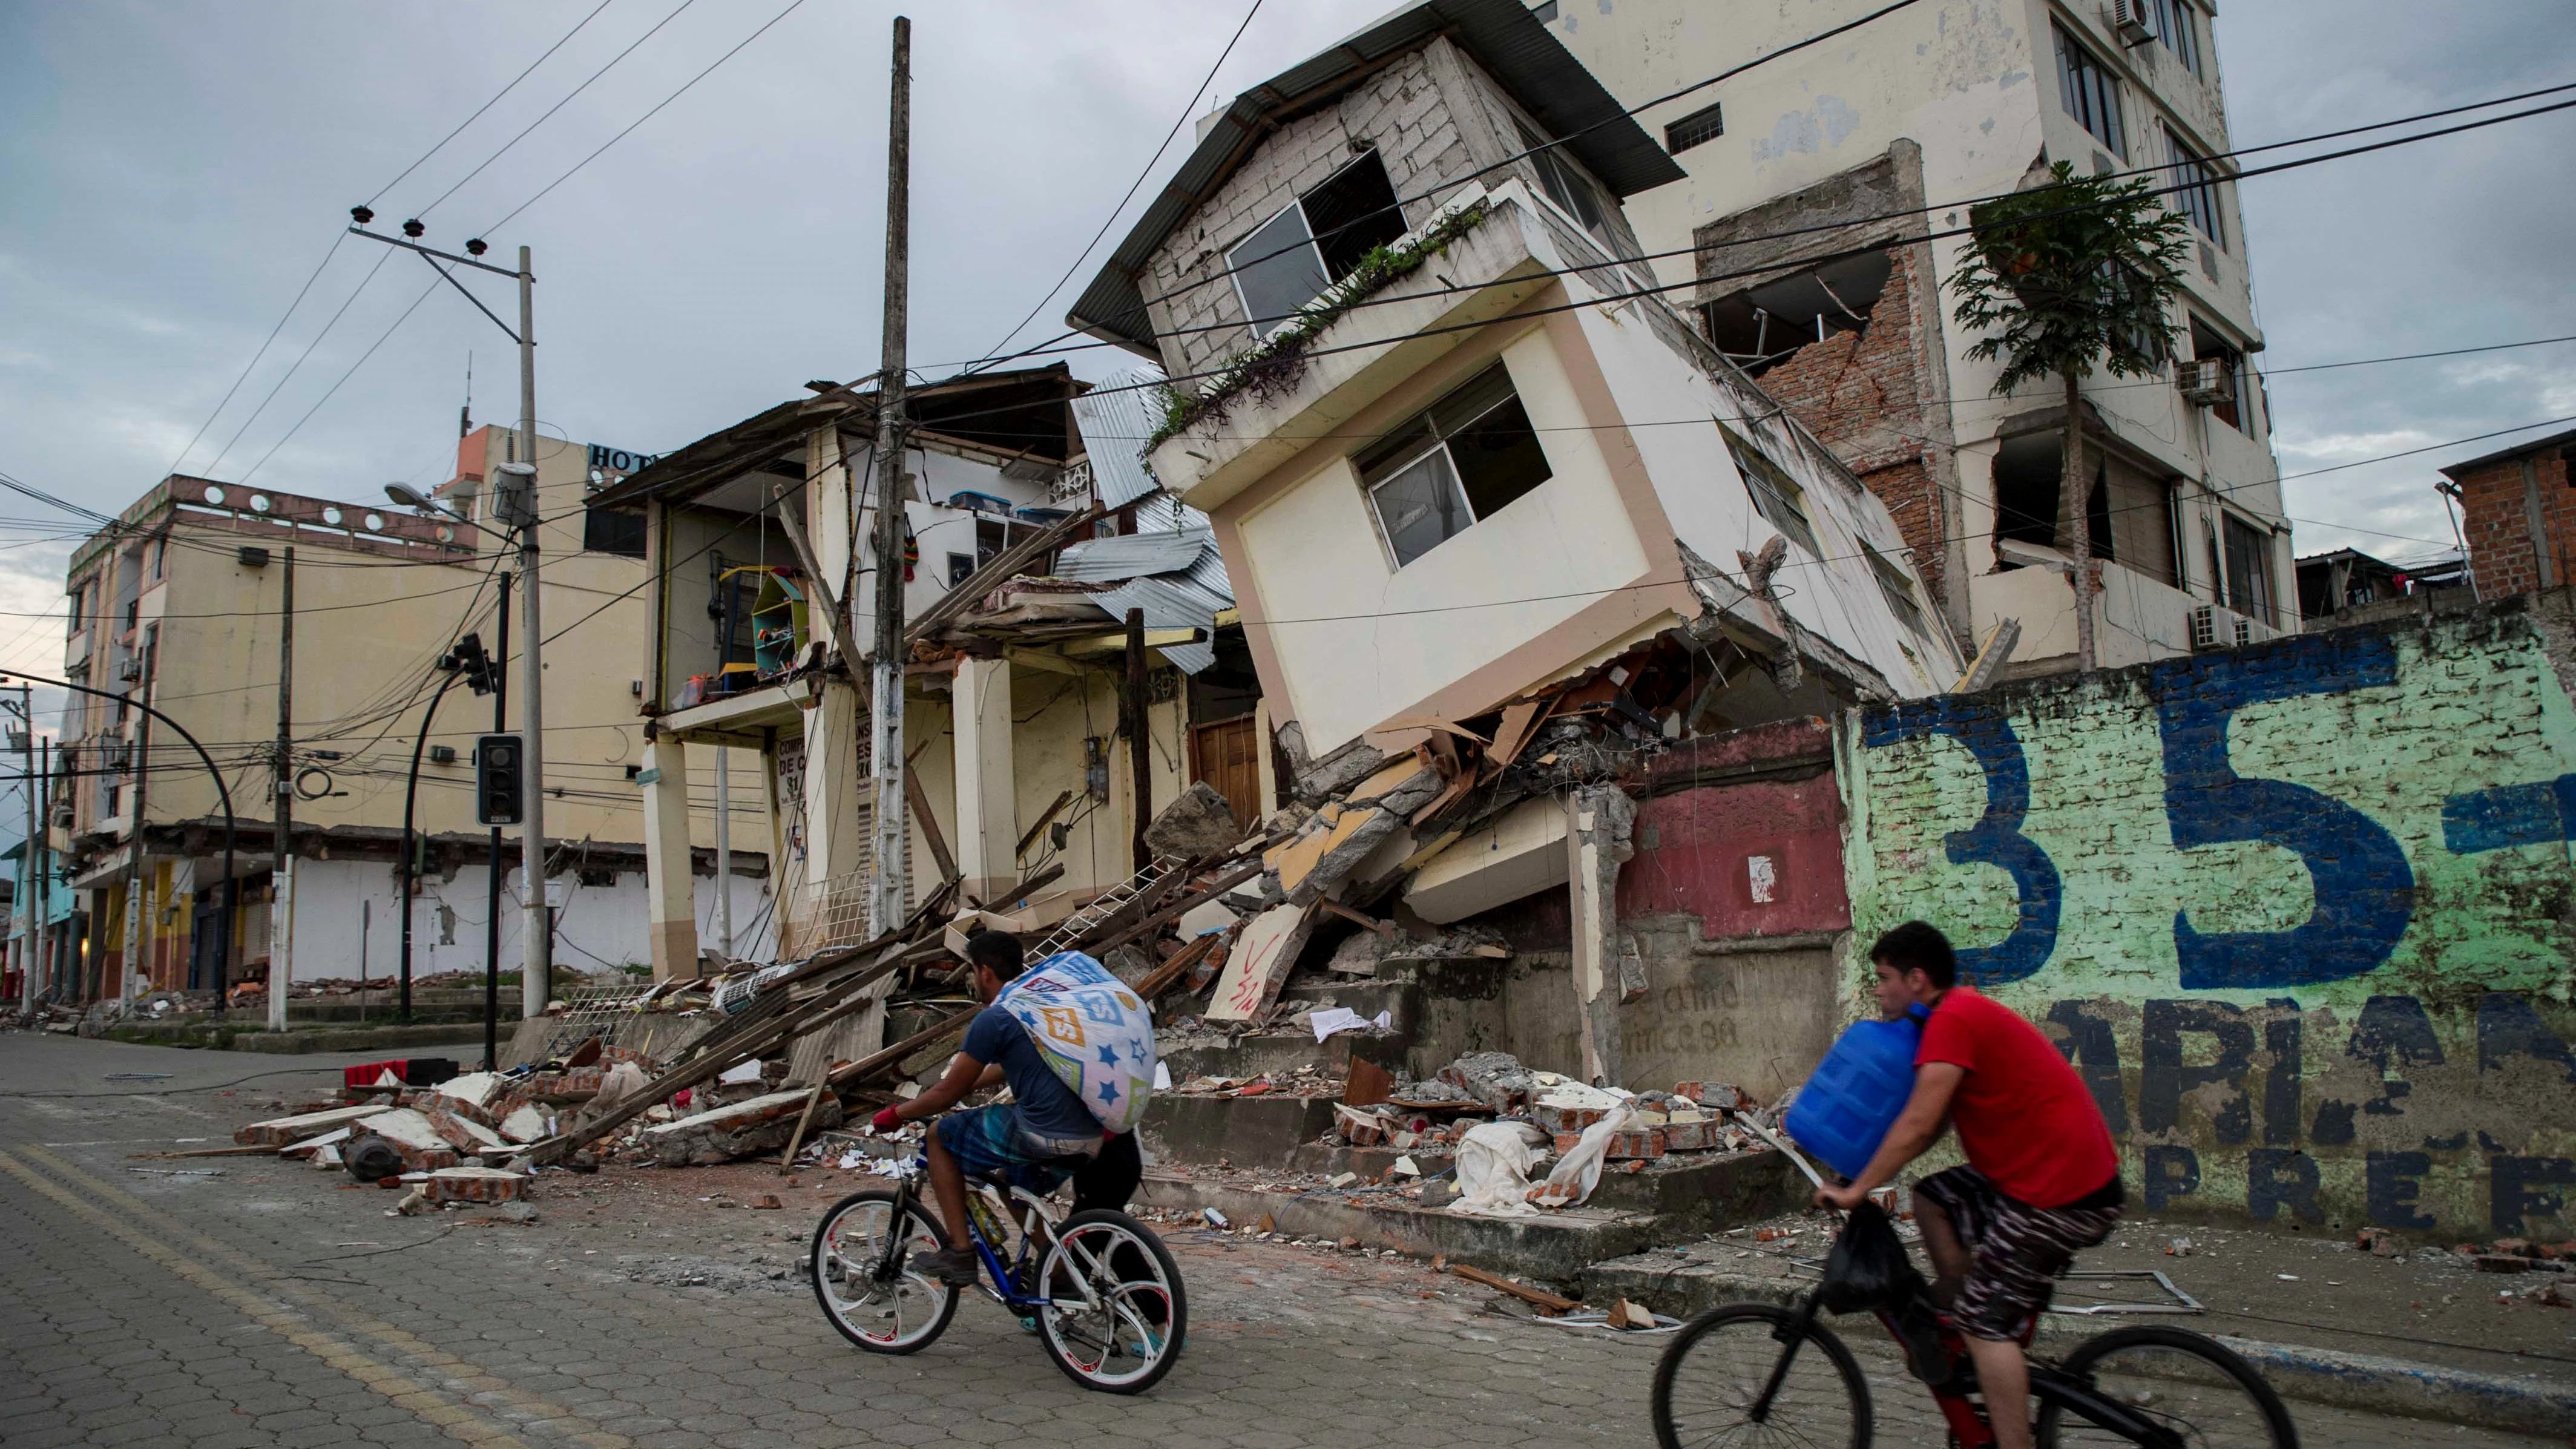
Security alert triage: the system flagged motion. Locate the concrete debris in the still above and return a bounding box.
[232,1103,393,1148]
[640,1089,847,1168]
[498,1104,550,1144]
[1276,720,1389,806]
[1440,1051,1537,1116]
[424,1105,510,1157]
[421,1166,529,1204]
[1145,780,1253,861]
[355,1109,461,1172]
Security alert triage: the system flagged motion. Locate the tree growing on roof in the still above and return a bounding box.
[1947,159,2190,672]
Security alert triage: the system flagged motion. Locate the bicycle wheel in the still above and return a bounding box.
[1652,1304,1871,1449]
[1035,1208,1187,1393]
[811,1189,959,1355]
[2039,1324,2298,1449]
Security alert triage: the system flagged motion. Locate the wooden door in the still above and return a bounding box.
[1189,713,1262,829]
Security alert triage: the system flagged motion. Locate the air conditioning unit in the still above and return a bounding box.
[2108,0,2155,45]
[2177,359,2233,406]
[2233,617,2254,647]
[102,741,132,770]
[2190,603,2256,652]
[2189,604,2218,650]
[114,654,143,682]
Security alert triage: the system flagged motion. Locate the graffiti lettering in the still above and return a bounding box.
[2442,772,2576,853]
[2151,632,2415,989]
[2261,1002,2301,1147]
[2142,1144,2200,1211]
[2045,1000,2128,1133]
[2246,1148,2325,1224]
[2490,1155,2576,1235]
[1861,699,2060,984]
[2141,999,2253,1144]
[2476,991,2576,1082]
[2366,1150,2436,1230]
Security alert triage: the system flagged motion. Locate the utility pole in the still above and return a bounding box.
[714,746,733,957]
[864,13,913,938]
[269,547,295,1031]
[10,685,32,998]
[485,569,511,1070]
[34,738,51,1005]
[120,628,156,1005]
[1125,608,1151,872]
[514,243,551,1019]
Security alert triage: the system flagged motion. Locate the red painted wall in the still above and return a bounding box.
[1618,718,1850,942]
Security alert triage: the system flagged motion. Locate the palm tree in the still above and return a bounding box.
[1948,160,2191,672]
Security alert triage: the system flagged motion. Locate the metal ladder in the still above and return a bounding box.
[1033,856,1177,958]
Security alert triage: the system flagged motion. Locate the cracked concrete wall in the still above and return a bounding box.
[1845,602,2576,1237]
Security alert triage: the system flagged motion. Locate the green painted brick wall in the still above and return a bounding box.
[1841,601,2576,1238]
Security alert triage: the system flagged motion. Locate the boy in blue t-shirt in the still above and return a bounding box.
[872,930,1103,1286]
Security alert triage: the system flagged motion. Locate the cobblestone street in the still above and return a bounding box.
[1,1036,2558,1449]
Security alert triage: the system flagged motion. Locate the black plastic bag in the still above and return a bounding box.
[1817,1200,1926,1314]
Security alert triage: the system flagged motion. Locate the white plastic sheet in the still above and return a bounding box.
[1528,1105,1639,1209]
[1449,1122,1550,1217]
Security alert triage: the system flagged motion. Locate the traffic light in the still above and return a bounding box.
[448,632,495,697]
[475,734,523,826]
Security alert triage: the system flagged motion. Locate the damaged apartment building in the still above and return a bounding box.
[596,363,1273,1051]
[1552,0,2294,666]
[1065,0,1963,1091]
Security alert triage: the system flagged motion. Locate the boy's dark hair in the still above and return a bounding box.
[963,929,1026,981]
[1870,920,1956,990]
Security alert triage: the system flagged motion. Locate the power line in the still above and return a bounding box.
[962,0,1267,375]
[415,0,702,220]
[2276,415,2576,482]
[367,0,624,208]
[475,0,812,237]
[165,234,349,478]
[199,247,396,480]
[235,273,451,487]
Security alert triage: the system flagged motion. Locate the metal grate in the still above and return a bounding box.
[539,980,659,1060]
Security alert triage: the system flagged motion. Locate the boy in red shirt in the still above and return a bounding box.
[1815,921,2123,1449]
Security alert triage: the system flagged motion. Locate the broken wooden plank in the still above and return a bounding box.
[824,1007,980,1088]
[1203,903,1315,1024]
[1447,1263,1580,1315]
[1318,898,1394,936]
[1483,699,1545,774]
[907,502,1108,642]
[777,1084,830,1168]
[1132,928,1226,1003]
[1013,789,1077,860]
[902,765,959,884]
[1088,856,1266,954]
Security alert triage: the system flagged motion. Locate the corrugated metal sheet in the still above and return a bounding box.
[1071,369,1168,507]
[1055,527,1214,582]
[1065,0,1684,355]
[1092,570,1230,675]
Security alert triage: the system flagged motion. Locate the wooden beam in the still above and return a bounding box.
[902,764,956,884]
[825,1007,979,1088]
[1447,1263,1579,1314]
[905,501,1107,642]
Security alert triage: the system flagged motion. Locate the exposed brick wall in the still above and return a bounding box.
[2448,445,2575,600]
[1140,38,1648,387]
[1750,248,1948,607]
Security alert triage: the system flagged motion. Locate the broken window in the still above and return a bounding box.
[2055,24,2126,159]
[1699,251,1893,375]
[2223,513,2275,623]
[947,551,975,588]
[1514,119,1624,255]
[2189,315,2249,432]
[1720,424,1821,556]
[1227,149,1408,338]
[1863,543,1930,637]
[1992,433,2112,562]
[1356,363,1552,568]
[2149,0,2203,77]
[1664,101,1725,155]
[2164,128,2224,248]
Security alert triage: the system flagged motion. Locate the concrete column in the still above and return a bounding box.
[951,656,1016,903]
[1563,786,1638,1088]
[639,735,698,981]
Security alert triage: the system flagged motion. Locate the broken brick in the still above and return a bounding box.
[419,1166,528,1204]
[232,1103,395,1148]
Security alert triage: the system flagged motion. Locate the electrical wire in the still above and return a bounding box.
[414,0,702,220]
[961,0,1267,375]
[197,247,397,481]
[164,234,348,478]
[235,272,450,487]
[366,0,623,208]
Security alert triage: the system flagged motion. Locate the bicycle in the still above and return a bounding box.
[809,1152,1188,1394]
[1650,1207,2298,1448]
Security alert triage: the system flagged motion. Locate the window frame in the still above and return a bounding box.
[1511,117,1626,256]
[1224,148,1406,341]
[2054,23,2127,159]
[1355,363,1552,569]
[1719,422,1822,557]
[1663,101,1726,155]
[2221,511,2276,624]
[1862,542,1930,638]
[2149,0,2203,77]
[2164,126,2226,249]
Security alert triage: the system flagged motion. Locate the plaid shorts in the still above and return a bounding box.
[934,1103,1099,1195]
[1913,1165,2120,1341]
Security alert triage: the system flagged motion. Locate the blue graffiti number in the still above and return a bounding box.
[2150,632,2416,989]
[1862,698,2062,985]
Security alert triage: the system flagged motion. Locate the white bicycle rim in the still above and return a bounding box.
[1038,1218,1178,1388]
[815,1196,952,1350]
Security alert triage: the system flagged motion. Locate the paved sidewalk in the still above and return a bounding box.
[1,1031,2561,1448]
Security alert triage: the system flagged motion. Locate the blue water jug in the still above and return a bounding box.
[1786,1004,1928,1180]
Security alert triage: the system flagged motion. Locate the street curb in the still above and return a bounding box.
[1581,1261,2576,1438]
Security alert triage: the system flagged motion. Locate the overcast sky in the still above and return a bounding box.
[1,0,2571,708]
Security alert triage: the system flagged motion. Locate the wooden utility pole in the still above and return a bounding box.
[1125,607,1151,872]
[864,14,913,937]
[268,547,295,1030]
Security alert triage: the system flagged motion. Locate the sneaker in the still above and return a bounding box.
[927,1245,981,1287]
